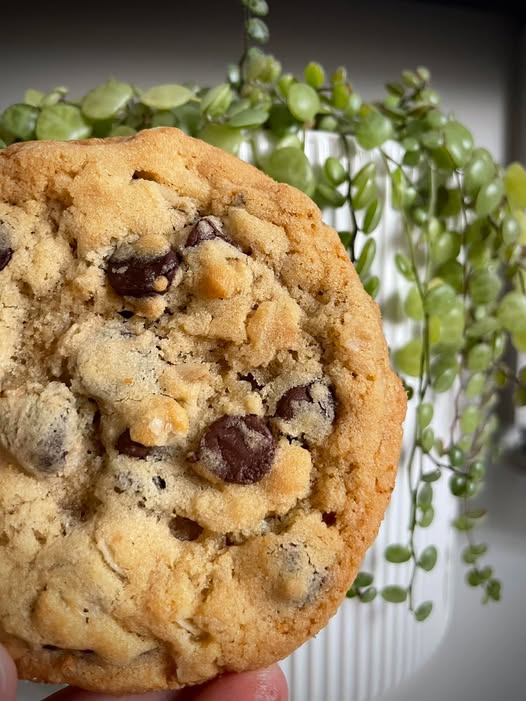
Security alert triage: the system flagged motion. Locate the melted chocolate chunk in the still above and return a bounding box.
[107,247,178,297]
[169,515,203,541]
[275,383,336,423]
[185,217,233,248]
[0,246,13,271]
[199,414,275,484]
[116,430,152,459]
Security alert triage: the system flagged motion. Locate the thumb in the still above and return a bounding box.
[45,664,288,701]
[0,643,17,701]
[191,665,288,701]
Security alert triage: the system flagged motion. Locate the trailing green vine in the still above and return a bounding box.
[1,0,525,620]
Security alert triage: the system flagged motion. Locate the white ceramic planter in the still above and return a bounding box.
[240,132,458,701]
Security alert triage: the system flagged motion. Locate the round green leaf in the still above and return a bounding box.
[415,601,433,621]
[110,125,137,136]
[353,176,377,210]
[316,183,346,208]
[246,17,269,43]
[404,286,424,321]
[435,260,464,294]
[461,405,481,434]
[264,147,315,195]
[419,506,435,527]
[304,62,325,89]
[418,483,433,507]
[418,545,438,571]
[354,571,374,588]
[497,291,526,333]
[421,427,435,453]
[356,110,393,150]
[430,231,461,265]
[140,84,195,110]
[512,329,526,352]
[417,403,434,429]
[422,469,441,483]
[385,544,412,563]
[287,83,321,122]
[504,162,526,209]
[443,120,473,167]
[2,103,39,140]
[359,587,377,603]
[353,162,376,190]
[197,123,243,155]
[464,148,496,197]
[466,343,492,372]
[227,107,269,128]
[364,275,380,299]
[24,89,45,107]
[362,198,383,233]
[151,111,177,128]
[36,104,92,140]
[502,214,521,244]
[324,156,347,186]
[433,367,458,392]
[468,269,502,305]
[201,83,233,118]
[81,80,133,121]
[242,0,269,16]
[332,83,350,110]
[475,178,504,216]
[423,283,457,317]
[381,586,408,604]
[355,238,376,278]
[395,338,423,377]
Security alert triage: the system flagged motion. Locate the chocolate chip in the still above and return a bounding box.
[275,543,327,606]
[238,372,263,391]
[169,515,203,541]
[322,512,337,527]
[275,385,312,420]
[107,247,179,297]
[153,475,166,490]
[199,414,275,484]
[0,247,13,271]
[116,429,152,459]
[185,217,233,248]
[37,427,68,472]
[275,383,336,423]
[117,309,135,319]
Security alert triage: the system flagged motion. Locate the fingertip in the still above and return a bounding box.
[194,664,288,701]
[0,643,18,701]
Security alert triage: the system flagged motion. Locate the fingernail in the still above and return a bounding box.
[255,665,288,701]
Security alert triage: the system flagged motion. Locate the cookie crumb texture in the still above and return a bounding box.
[0,128,406,693]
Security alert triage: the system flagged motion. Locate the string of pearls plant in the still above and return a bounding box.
[2,0,525,621]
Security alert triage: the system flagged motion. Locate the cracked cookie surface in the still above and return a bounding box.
[0,128,406,693]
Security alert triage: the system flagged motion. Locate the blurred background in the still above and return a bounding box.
[2,1,525,699]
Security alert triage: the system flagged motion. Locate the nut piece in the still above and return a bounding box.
[127,396,189,447]
[246,295,301,366]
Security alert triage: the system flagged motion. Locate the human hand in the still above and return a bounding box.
[0,644,288,701]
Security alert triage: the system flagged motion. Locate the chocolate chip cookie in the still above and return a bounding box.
[0,128,406,693]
